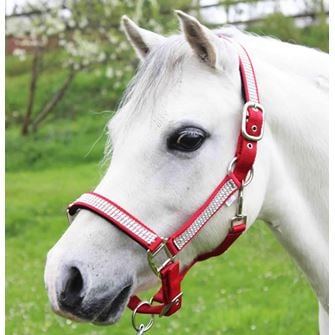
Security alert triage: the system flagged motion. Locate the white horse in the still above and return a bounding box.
[44,11,329,334]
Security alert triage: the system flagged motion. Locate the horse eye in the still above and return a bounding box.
[167,127,208,152]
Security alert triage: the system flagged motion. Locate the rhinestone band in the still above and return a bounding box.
[236,44,259,103]
[73,193,158,245]
[218,35,259,104]
[173,179,238,250]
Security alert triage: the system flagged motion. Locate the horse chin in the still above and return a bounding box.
[52,306,125,326]
[49,282,133,326]
[90,285,132,325]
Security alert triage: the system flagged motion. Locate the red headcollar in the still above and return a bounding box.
[67,37,265,331]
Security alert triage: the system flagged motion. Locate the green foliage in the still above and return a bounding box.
[6,8,328,131]
[248,13,301,42]
[5,49,68,77]
[5,49,131,127]
[247,13,328,52]
[301,23,329,52]
[5,0,192,133]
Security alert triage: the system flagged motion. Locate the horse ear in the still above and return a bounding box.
[121,15,166,60]
[175,10,222,70]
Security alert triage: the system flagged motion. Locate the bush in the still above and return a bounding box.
[247,13,328,52]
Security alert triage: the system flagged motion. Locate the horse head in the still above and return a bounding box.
[44,11,268,325]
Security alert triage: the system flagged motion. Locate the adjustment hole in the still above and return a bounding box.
[251,125,258,132]
[247,143,253,149]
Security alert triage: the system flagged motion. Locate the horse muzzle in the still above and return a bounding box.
[45,256,134,324]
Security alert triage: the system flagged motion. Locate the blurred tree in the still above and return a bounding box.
[247,13,302,43]
[7,0,190,135]
[7,0,328,135]
[247,12,328,52]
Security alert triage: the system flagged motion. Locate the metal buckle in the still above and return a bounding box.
[159,292,183,317]
[230,214,247,229]
[147,241,174,277]
[241,101,265,141]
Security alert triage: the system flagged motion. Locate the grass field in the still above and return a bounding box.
[6,46,319,334]
[6,122,318,335]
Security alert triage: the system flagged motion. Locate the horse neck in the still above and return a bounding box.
[240,35,329,309]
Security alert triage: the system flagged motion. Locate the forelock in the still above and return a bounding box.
[117,35,190,116]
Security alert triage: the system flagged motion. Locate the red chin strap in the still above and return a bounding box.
[67,38,264,320]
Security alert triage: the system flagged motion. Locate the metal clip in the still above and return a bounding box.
[230,185,247,229]
[135,324,145,335]
[132,301,154,334]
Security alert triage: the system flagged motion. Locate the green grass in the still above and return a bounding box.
[6,163,318,334]
[6,123,318,334]
[5,115,109,172]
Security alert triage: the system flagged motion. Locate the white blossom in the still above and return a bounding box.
[13,48,27,61]
[115,69,122,78]
[79,17,88,29]
[97,52,106,62]
[7,0,177,82]
[105,67,114,78]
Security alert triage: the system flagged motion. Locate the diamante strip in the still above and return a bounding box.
[238,46,258,103]
[217,35,259,104]
[173,179,238,250]
[73,193,158,245]
[229,41,258,103]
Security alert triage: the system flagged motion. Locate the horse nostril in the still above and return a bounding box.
[59,266,85,311]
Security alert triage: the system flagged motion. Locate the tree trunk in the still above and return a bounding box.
[31,70,76,132]
[21,48,41,136]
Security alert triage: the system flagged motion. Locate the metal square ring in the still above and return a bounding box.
[147,241,174,277]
